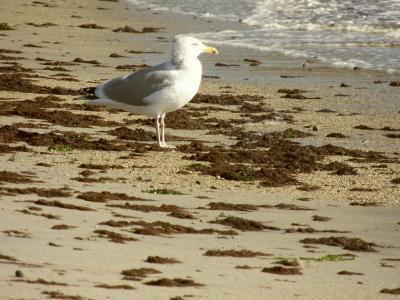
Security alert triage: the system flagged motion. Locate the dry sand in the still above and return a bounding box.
[0,0,399,299]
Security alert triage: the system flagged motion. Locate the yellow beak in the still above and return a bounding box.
[203,46,218,55]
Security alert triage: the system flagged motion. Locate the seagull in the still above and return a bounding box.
[87,36,218,148]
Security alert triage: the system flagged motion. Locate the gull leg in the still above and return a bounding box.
[160,113,166,146]
[155,114,162,147]
[160,113,175,148]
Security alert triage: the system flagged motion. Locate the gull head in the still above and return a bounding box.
[172,36,218,63]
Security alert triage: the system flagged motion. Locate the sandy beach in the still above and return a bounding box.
[0,0,399,299]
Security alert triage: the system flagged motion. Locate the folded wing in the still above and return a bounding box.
[94,61,175,106]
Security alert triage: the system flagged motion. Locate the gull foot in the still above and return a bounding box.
[159,143,176,149]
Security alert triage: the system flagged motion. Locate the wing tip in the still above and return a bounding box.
[94,85,105,99]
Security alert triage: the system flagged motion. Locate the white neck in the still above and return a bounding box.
[173,55,201,68]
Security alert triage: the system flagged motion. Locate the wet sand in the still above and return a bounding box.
[0,0,399,299]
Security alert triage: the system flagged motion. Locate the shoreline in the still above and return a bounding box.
[0,0,399,299]
[125,0,400,76]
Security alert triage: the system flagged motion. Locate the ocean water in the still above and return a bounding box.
[129,0,400,74]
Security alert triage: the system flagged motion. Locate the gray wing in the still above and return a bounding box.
[95,61,175,106]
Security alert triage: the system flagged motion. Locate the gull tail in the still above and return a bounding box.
[81,84,113,105]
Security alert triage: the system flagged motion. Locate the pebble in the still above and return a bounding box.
[15,270,24,278]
